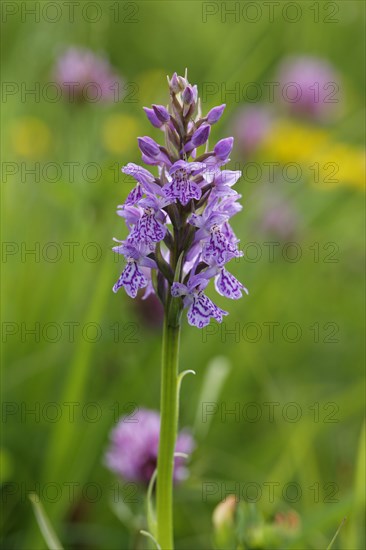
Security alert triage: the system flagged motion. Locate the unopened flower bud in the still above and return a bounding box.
[212,495,238,549]
[182,85,194,105]
[192,124,211,147]
[152,104,170,123]
[207,104,226,124]
[213,495,237,529]
[169,72,181,93]
[143,107,162,128]
[214,137,234,160]
[138,136,160,157]
[177,75,187,90]
[274,510,300,532]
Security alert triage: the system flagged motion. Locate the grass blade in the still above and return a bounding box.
[29,493,63,550]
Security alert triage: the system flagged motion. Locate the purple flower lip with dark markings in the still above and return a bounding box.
[112,70,247,328]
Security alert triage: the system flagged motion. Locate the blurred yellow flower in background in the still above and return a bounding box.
[261,120,329,163]
[102,114,141,155]
[313,144,365,191]
[260,120,365,190]
[10,117,51,159]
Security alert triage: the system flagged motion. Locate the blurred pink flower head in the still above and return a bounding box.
[54,47,121,103]
[232,105,273,155]
[277,55,341,121]
[259,193,300,241]
[105,408,194,485]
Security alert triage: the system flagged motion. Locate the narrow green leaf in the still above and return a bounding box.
[326,517,347,550]
[29,493,63,550]
[194,356,231,439]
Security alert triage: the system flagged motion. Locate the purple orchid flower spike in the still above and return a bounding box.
[112,70,247,323]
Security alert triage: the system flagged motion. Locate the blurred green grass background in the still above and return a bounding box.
[1,1,365,549]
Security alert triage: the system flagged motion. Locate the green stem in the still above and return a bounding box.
[156,316,181,549]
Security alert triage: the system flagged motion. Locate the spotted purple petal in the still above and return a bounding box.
[171,282,188,297]
[117,205,141,228]
[128,210,166,244]
[113,261,147,298]
[125,184,143,205]
[122,163,155,187]
[202,225,240,267]
[215,268,248,299]
[187,291,228,328]
[164,168,202,206]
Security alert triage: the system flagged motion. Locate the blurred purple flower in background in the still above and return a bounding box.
[134,293,164,329]
[259,193,300,240]
[277,55,341,121]
[54,47,121,103]
[105,408,194,484]
[232,105,273,155]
